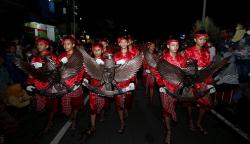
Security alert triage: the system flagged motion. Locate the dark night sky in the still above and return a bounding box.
[79,0,249,40]
[0,0,249,40]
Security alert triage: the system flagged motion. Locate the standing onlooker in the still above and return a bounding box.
[208,42,216,62]
[0,55,10,97]
[3,42,26,85]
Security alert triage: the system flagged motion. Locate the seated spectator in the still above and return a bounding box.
[5,83,32,109]
[0,98,18,143]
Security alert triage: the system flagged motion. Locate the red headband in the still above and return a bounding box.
[92,43,103,51]
[195,33,208,38]
[117,37,127,43]
[166,40,179,44]
[101,40,108,44]
[36,38,49,46]
[61,34,75,45]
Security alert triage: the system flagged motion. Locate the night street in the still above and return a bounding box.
[1,1,250,144]
[8,77,248,144]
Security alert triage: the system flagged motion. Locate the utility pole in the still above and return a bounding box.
[73,0,76,36]
[63,0,71,34]
[202,0,207,21]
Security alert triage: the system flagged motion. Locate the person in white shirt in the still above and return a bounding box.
[208,42,216,62]
[214,47,239,105]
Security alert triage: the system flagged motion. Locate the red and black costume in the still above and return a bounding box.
[129,46,140,58]
[184,45,212,107]
[27,51,59,112]
[58,52,85,116]
[88,57,110,114]
[113,51,134,111]
[142,51,158,92]
[129,46,139,87]
[156,51,186,121]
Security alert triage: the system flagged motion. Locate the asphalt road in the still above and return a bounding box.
[7,78,249,144]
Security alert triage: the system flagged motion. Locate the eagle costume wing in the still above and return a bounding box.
[143,49,159,68]
[77,48,103,80]
[157,60,186,86]
[114,53,143,82]
[60,49,84,80]
[196,56,231,83]
[143,51,207,100]
[157,60,198,100]
[14,57,48,82]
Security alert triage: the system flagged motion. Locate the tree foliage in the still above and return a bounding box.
[193,16,222,45]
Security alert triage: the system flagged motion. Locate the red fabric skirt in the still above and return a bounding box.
[89,92,106,114]
[193,83,211,108]
[160,93,177,121]
[114,93,126,111]
[143,73,155,88]
[61,87,83,116]
[35,94,58,112]
[124,92,133,110]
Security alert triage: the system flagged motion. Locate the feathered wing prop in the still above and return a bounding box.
[114,53,143,82]
[78,48,117,97]
[43,51,84,97]
[14,57,48,82]
[143,50,183,93]
[14,57,67,97]
[195,56,231,83]
[157,60,199,101]
[78,48,143,97]
[158,56,230,101]
[47,50,85,97]
[60,49,84,80]
[143,49,158,68]
[77,48,103,80]
[157,60,185,87]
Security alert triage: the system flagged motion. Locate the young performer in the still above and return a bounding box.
[113,37,135,133]
[157,37,186,144]
[183,30,213,135]
[95,40,114,121]
[58,35,85,129]
[142,41,158,104]
[84,43,108,135]
[100,39,113,55]
[126,36,139,115]
[26,38,59,132]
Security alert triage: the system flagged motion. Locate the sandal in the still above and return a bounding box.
[70,121,76,130]
[196,125,208,135]
[43,122,53,133]
[188,120,195,131]
[164,130,171,144]
[117,125,126,134]
[43,126,51,133]
[85,127,96,137]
